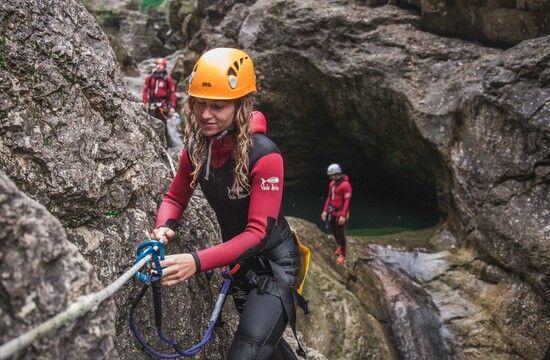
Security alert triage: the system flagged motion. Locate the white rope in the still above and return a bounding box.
[0,244,162,359]
[163,148,177,176]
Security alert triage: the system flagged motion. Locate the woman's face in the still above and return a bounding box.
[193,98,236,137]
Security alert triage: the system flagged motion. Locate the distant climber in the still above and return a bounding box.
[142,58,176,123]
[321,163,352,264]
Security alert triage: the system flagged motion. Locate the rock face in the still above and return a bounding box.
[292,215,550,360]
[366,0,550,47]
[419,0,550,47]
[0,171,116,359]
[289,218,400,360]
[84,0,176,65]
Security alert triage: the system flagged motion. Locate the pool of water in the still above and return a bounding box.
[282,188,440,236]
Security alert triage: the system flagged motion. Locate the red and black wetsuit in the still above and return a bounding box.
[323,174,352,256]
[142,70,176,122]
[155,111,303,359]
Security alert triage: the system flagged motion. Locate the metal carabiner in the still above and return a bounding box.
[133,240,165,283]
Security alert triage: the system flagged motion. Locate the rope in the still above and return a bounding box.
[163,148,177,176]
[0,249,156,359]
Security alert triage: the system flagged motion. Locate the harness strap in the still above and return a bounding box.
[246,263,307,358]
[268,259,307,359]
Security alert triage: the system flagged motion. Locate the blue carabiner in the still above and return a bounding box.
[133,240,165,283]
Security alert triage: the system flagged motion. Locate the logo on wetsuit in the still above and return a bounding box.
[261,177,279,191]
[227,186,248,199]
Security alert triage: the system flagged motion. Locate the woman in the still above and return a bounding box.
[151,48,307,360]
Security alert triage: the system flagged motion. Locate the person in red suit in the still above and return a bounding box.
[150,48,308,359]
[142,58,176,122]
[321,164,352,264]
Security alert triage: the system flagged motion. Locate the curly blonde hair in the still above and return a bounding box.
[183,96,254,194]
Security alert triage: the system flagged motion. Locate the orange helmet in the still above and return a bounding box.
[156,58,167,66]
[188,48,256,100]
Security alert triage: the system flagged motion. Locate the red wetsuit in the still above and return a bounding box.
[155,111,290,273]
[142,70,176,109]
[323,174,352,256]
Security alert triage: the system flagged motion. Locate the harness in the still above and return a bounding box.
[325,204,333,229]
[129,240,240,358]
[244,254,310,358]
[148,71,172,107]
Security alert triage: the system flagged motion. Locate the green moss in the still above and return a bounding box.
[104,209,123,217]
[0,31,9,69]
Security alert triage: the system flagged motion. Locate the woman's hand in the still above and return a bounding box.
[321,211,327,222]
[338,216,346,226]
[157,253,196,286]
[151,227,176,244]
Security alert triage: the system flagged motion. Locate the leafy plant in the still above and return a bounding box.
[140,0,169,12]
[104,209,123,217]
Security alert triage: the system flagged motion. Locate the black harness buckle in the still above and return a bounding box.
[246,269,272,294]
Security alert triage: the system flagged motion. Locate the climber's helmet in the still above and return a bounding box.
[188,48,256,100]
[327,164,342,176]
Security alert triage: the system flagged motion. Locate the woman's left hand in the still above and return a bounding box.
[156,253,197,286]
[338,216,346,226]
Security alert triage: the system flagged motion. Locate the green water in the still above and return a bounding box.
[282,188,440,236]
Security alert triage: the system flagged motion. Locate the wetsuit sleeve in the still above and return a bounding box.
[155,149,195,229]
[338,182,352,217]
[142,75,150,105]
[168,76,176,109]
[195,153,284,272]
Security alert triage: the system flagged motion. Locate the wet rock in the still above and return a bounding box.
[288,218,400,360]
[0,171,116,359]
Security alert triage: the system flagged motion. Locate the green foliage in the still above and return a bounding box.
[0,31,9,69]
[0,111,7,122]
[104,209,123,217]
[95,4,115,25]
[140,0,169,12]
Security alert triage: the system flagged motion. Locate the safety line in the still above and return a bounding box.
[163,148,177,176]
[0,251,155,359]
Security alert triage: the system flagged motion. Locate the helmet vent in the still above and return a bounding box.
[233,61,240,71]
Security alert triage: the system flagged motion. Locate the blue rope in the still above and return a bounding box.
[129,242,235,358]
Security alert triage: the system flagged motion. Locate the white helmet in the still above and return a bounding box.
[327,163,342,175]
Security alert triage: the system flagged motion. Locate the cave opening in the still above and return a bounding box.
[278,133,441,236]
